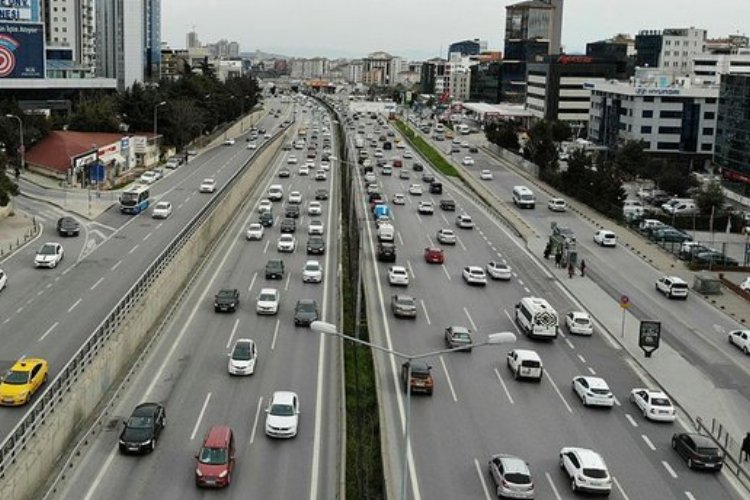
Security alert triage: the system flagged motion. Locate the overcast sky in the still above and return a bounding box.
[163,0,750,60]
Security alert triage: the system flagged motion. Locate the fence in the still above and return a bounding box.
[696,416,750,490]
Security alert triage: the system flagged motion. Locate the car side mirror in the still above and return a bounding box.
[227,353,231,357]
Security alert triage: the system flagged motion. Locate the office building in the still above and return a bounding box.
[96,0,146,90]
[420,58,447,94]
[714,74,750,187]
[586,34,635,79]
[469,61,502,103]
[144,0,161,81]
[449,66,471,101]
[693,50,750,84]
[362,51,398,85]
[43,0,97,77]
[448,39,487,57]
[635,27,707,75]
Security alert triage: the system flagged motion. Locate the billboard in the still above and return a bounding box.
[0,0,41,23]
[0,22,44,78]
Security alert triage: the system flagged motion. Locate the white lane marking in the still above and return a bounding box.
[463,307,478,331]
[554,281,620,351]
[493,368,514,404]
[128,244,139,255]
[662,461,678,478]
[90,277,104,290]
[248,271,258,292]
[16,306,23,314]
[271,319,281,350]
[263,240,270,254]
[473,458,493,500]
[61,268,71,276]
[625,414,638,427]
[685,492,697,500]
[441,264,451,280]
[613,476,631,500]
[110,260,122,271]
[565,338,575,350]
[38,321,60,342]
[613,396,621,407]
[143,231,152,241]
[284,271,291,291]
[250,396,264,444]
[156,223,163,229]
[37,290,43,296]
[82,451,118,500]
[587,366,597,375]
[642,434,656,450]
[397,231,404,246]
[439,356,458,403]
[190,392,212,440]
[440,213,449,224]
[457,236,467,251]
[546,371,574,413]
[577,354,587,364]
[25,298,33,305]
[504,309,523,336]
[406,259,415,279]
[68,298,82,313]
[225,318,240,349]
[545,472,564,500]
[2,318,9,325]
[46,283,52,289]
[419,300,432,326]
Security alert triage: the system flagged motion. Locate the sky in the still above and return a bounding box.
[163,0,750,60]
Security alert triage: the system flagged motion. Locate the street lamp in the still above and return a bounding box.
[153,101,167,157]
[5,114,24,170]
[310,321,516,500]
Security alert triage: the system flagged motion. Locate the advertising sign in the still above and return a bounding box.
[639,320,661,358]
[0,22,44,78]
[0,0,40,22]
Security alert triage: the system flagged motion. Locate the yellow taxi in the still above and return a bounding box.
[0,358,49,406]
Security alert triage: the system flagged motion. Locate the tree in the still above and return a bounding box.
[485,121,520,152]
[550,121,572,142]
[0,156,19,206]
[162,99,205,149]
[526,121,558,172]
[654,161,698,197]
[695,181,725,215]
[614,140,652,178]
[69,94,120,132]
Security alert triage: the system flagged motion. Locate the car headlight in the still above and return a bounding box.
[195,469,203,477]
[219,470,228,478]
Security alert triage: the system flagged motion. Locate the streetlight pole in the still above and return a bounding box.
[153,101,166,160]
[5,114,24,170]
[311,321,516,500]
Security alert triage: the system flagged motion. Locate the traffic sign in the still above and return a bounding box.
[619,295,630,308]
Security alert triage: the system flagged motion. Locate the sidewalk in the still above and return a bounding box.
[0,205,40,262]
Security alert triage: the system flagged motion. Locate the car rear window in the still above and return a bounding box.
[696,447,719,455]
[520,360,541,368]
[574,318,590,325]
[671,283,688,290]
[583,468,608,479]
[651,397,671,406]
[504,472,531,484]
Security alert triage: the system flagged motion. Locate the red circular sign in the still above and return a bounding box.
[620,295,630,305]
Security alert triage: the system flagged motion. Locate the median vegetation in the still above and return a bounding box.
[394,120,458,177]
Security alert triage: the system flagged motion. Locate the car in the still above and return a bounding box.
[488,454,535,499]
[392,193,406,205]
[165,157,183,169]
[417,201,434,214]
[381,165,393,176]
[247,142,257,150]
[287,155,298,164]
[306,235,326,255]
[199,178,216,193]
[693,251,739,267]
[486,261,512,280]
[288,191,303,204]
[652,227,692,243]
[308,219,324,235]
[0,358,48,406]
[655,275,688,299]
[421,173,435,183]
[412,162,424,172]
[118,402,166,454]
[547,198,567,212]
[277,234,296,252]
[320,161,331,171]
[214,288,239,312]
[559,447,612,495]
[315,189,329,200]
[462,156,475,166]
[293,299,319,326]
[401,361,433,395]
[403,151,413,159]
[151,201,172,219]
[391,294,417,318]
[671,433,724,471]
[34,242,64,268]
[572,376,614,407]
[258,211,274,227]
[388,266,410,286]
[506,349,543,381]
[315,170,327,181]
[445,326,473,351]
[440,199,456,211]
[223,138,235,146]
[285,205,300,219]
[630,388,677,422]
[565,311,593,335]
[307,201,322,215]
[265,391,300,438]
[398,170,410,180]
[377,242,396,262]
[479,169,493,180]
[139,171,158,184]
[255,288,280,315]
[469,145,479,153]
[408,184,423,195]
[740,277,750,292]
[728,329,750,354]
[303,260,323,283]
[436,228,456,245]
[278,167,291,178]
[279,218,296,233]
[265,259,284,279]
[364,172,377,183]
[56,216,80,236]
[0,269,6,292]
[227,339,257,376]
[463,266,487,285]
[424,246,445,264]
[455,213,474,229]
[195,426,235,488]
[593,229,617,247]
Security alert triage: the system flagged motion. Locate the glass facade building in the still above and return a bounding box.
[715,74,750,187]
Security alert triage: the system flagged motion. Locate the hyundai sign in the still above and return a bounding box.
[0,22,44,78]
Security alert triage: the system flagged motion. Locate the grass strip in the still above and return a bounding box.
[393,119,459,177]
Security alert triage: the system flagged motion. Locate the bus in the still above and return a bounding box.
[120,185,150,214]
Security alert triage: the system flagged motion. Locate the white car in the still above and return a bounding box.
[408,184,423,195]
[298,165,310,176]
[34,242,64,268]
[740,277,750,292]
[462,266,487,286]
[436,228,456,245]
[287,155,298,164]
[392,193,406,205]
[315,170,327,181]
[265,391,300,438]
[302,260,323,283]
[224,138,236,146]
[227,338,257,376]
[199,178,216,193]
[630,388,676,422]
[559,448,612,495]
[479,170,493,180]
[455,213,474,229]
[247,143,257,150]
[139,171,158,184]
[462,156,475,166]
[258,199,273,213]
[151,201,172,219]
[277,234,296,252]
[486,261,512,280]
[403,151,413,159]
[593,229,617,247]
[374,149,384,158]
[395,141,405,149]
[364,172,377,183]
[307,201,322,215]
[246,223,264,240]
[506,349,543,381]
[572,376,614,407]
[417,201,434,214]
[565,311,593,335]
[547,198,567,212]
[388,266,409,286]
[256,288,280,315]
[305,160,316,169]
[0,269,6,291]
[288,191,303,204]
[729,330,750,354]
[320,161,331,171]
[308,219,324,235]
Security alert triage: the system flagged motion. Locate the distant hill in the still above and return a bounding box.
[241,50,289,60]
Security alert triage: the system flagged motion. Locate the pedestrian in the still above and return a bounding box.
[742,433,750,461]
[568,262,575,279]
[580,259,586,277]
[543,242,551,260]
[555,251,562,268]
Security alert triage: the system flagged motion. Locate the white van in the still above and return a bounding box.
[267,184,284,201]
[377,223,395,242]
[512,186,536,209]
[514,297,558,339]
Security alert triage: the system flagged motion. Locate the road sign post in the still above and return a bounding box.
[639,320,661,358]
[619,295,630,338]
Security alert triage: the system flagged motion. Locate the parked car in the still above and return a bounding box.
[652,228,692,243]
[693,251,739,267]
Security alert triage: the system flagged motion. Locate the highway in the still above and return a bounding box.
[47,97,341,500]
[343,107,742,500]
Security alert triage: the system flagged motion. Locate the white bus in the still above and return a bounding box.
[119,185,150,214]
[515,297,559,339]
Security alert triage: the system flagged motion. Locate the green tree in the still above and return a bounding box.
[0,156,19,206]
[485,121,521,152]
[163,99,205,148]
[654,161,698,197]
[695,181,725,215]
[69,94,120,132]
[614,140,652,178]
[526,121,558,172]
[550,121,572,142]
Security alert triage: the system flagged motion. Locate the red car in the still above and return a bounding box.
[424,247,445,264]
[393,159,403,168]
[195,426,235,488]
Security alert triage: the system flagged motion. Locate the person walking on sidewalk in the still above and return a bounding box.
[555,251,562,268]
[742,433,750,461]
[568,262,575,279]
[544,242,551,260]
[580,259,586,277]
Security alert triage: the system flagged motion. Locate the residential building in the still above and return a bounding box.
[715,74,750,187]
[345,60,364,83]
[635,27,707,75]
[289,57,329,79]
[469,61,502,103]
[186,30,200,49]
[96,0,146,90]
[420,58,447,94]
[449,66,471,101]
[706,35,749,54]
[43,0,97,77]
[693,49,750,84]
[448,39,487,57]
[362,51,397,85]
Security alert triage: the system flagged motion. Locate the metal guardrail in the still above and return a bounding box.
[695,416,750,491]
[0,123,290,478]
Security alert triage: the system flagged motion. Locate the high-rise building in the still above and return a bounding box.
[420,58,447,94]
[186,30,200,49]
[449,66,471,101]
[44,0,97,76]
[96,0,146,90]
[715,74,750,188]
[144,0,161,81]
[362,52,396,85]
[586,35,636,79]
[469,61,502,103]
[693,49,750,85]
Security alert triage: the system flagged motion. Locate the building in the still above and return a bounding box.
[362,51,397,85]
[587,69,719,164]
[586,34,635,79]
[41,0,97,77]
[635,27,707,75]
[96,0,146,90]
[714,74,750,187]
[469,61,502,103]
[706,34,749,54]
[345,60,363,83]
[186,30,200,49]
[634,30,662,68]
[420,58,447,94]
[449,66,471,101]
[206,39,241,59]
[448,39,487,57]
[527,55,617,129]
[289,57,330,79]
[693,50,750,85]
[144,0,161,81]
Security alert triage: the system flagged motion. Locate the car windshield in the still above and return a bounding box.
[2,370,29,385]
[306,264,320,271]
[198,447,227,465]
[232,343,253,361]
[582,468,608,479]
[696,447,720,455]
[156,203,169,210]
[651,397,671,406]
[217,290,234,298]
[39,245,56,255]
[396,297,414,306]
[270,403,295,416]
[298,302,316,312]
[126,416,153,429]
[259,293,276,302]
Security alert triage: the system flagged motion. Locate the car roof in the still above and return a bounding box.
[565,447,607,468]
[577,376,608,389]
[390,266,407,272]
[449,326,470,334]
[662,275,687,284]
[272,391,297,405]
[467,266,483,271]
[492,454,529,473]
[10,358,46,372]
[297,298,317,306]
[133,402,161,416]
[408,361,430,373]
[680,433,717,448]
[203,425,232,447]
[259,287,277,295]
[512,349,541,360]
[234,338,255,348]
[569,311,590,319]
[489,261,508,268]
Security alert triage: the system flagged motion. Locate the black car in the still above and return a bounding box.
[469,146,479,153]
[280,218,296,233]
[119,402,166,454]
[57,216,80,237]
[383,141,392,150]
[315,189,329,200]
[671,433,724,471]
[440,199,456,211]
[259,212,274,227]
[422,173,435,183]
[214,288,240,312]
[278,168,291,178]
[377,242,396,262]
[285,205,300,219]
[429,182,442,194]
[693,251,739,267]
[265,259,285,279]
[412,162,424,172]
[294,299,319,326]
[307,235,326,255]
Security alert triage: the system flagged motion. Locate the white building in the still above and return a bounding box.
[45,0,97,75]
[693,49,750,84]
[660,27,707,75]
[346,60,364,84]
[97,0,145,90]
[449,66,471,101]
